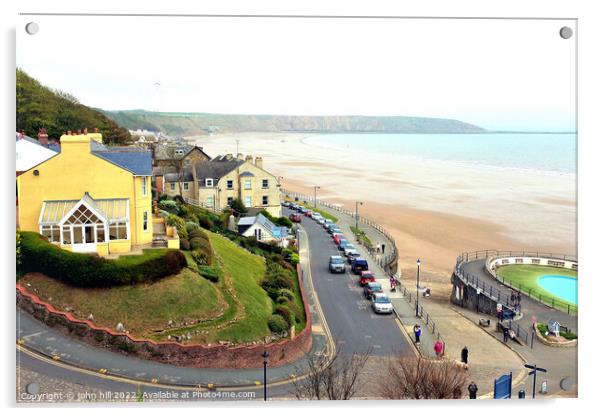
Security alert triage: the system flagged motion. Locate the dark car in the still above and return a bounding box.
[338,239,349,251]
[329,255,346,273]
[364,282,383,299]
[289,213,302,223]
[351,258,369,275]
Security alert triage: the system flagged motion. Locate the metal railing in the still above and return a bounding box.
[395,283,443,342]
[455,250,578,316]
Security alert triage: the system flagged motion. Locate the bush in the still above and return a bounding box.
[276,296,289,304]
[179,239,191,250]
[191,249,210,266]
[274,305,293,325]
[166,214,188,240]
[198,215,213,230]
[198,265,220,283]
[268,314,288,333]
[189,228,208,240]
[290,253,299,266]
[18,231,187,287]
[185,221,200,234]
[159,199,179,214]
[277,288,295,301]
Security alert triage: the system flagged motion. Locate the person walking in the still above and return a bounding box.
[434,339,444,358]
[413,324,422,344]
[503,326,509,343]
[461,346,469,365]
[468,381,478,399]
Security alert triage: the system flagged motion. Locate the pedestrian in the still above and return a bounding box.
[503,326,509,343]
[510,291,516,305]
[468,381,478,399]
[413,324,422,344]
[434,339,444,357]
[461,346,469,365]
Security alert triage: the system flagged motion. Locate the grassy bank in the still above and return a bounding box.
[350,225,373,247]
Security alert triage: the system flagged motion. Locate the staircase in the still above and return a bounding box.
[152,218,168,247]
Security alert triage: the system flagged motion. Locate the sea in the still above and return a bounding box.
[303,133,577,175]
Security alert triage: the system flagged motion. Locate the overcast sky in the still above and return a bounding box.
[17,15,576,131]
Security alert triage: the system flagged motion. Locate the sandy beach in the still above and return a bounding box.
[189,132,577,287]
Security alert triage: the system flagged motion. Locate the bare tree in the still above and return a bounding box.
[290,345,371,400]
[378,355,468,399]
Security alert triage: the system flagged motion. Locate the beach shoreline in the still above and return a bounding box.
[188,131,576,284]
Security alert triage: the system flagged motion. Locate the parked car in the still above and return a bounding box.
[346,249,361,264]
[371,293,393,314]
[364,282,383,299]
[332,232,344,242]
[329,255,346,273]
[352,258,370,275]
[323,219,334,229]
[316,217,326,226]
[338,239,349,251]
[343,243,356,256]
[282,201,291,207]
[304,210,313,217]
[328,226,342,235]
[358,269,375,285]
[313,213,323,221]
[289,213,302,223]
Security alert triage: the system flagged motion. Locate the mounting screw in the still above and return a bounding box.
[25,22,39,35]
[559,26,573,39]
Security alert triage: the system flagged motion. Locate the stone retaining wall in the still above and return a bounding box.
[16,263,312,369]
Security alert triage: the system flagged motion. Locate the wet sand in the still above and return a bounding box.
[189,132,576,284]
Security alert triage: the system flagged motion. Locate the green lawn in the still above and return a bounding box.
[20,269,223,337]
[496,265,577,312]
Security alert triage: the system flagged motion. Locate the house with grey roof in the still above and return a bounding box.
[237,213,290,245]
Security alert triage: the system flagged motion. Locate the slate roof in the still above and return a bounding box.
[91,142,153,176]
[195,158,244,184]
[237,213,289,239]
[154,144,194,160]
[16,133,60,153]
[164,168,194,182]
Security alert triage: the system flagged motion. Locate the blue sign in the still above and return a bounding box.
[494,373,513,399]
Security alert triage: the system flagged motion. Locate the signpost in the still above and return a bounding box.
[524,364,547,398]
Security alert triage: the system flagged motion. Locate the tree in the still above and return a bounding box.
[290,345,370,400]
[229,198,248,215]
[378,356,468,399]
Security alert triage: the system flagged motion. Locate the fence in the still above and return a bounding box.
[395,282,443,342]
[282,189,398,275]
[455,250,578,316]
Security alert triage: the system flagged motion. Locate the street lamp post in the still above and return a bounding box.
[313,186,320,208]
[416,259,421,317]
[262,350,269,401]
[355,201,363,231]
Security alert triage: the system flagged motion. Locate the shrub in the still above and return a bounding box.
[198,215,213,230]
[274,305,293,325]
[268,314,288,333]
[275,296,289,304]
[186,221,200,234]
[277,288,295,301]
[198,265,220,283]
[179,239,191,251]
[189,228,208,240]
[18,231,186,287]
[166,214,188,240]
[191,249,210,266]
[290,253,299,266]
[159,199,179,214]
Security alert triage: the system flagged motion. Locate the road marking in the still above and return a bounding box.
[373,345,381,349]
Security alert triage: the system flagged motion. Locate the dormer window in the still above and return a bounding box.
[205,178,214,187]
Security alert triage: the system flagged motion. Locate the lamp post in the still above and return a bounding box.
[313,186,320,208]
[262,350,269,401]
[416,259,421,317]
[355,201,363,231]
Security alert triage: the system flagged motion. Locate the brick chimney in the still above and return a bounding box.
[245,155,253,163]
[38,128,49,145]
[254,156,263,170]
[237,152,243,160]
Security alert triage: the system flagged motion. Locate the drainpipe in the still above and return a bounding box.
[133,176,139,245]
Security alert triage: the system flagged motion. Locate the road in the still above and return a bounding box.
[289,207,413,357]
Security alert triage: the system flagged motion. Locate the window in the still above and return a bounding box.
[262,195,269,205]
[244,179,252,190]
[97,226,106,243]
[184,159,191,166]
[170,182,176,191]
[244,196,252,207]
[62,226,72,244]
[227,197,234,206]
[143,211,149,231]
[142,177,147,196]
[205,178,214,187]
[262,179,269,189]
[254,228,263,241]
[183,182,189,191]
[41,225,60,243]
[227,180,234,189]
[207,196,214,208]
[109,222,128,240]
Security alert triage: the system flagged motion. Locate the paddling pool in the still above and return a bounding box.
[537,275,578,304]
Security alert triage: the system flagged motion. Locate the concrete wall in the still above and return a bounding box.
[450,273,499,316]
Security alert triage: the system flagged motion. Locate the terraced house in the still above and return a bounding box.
[17,129,161,255]
[163,153,282,217]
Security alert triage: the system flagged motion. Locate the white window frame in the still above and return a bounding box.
[205,178,214,187]
[142,177,147,196]
[244,196,252,208]
[262,179,269,189]
[244,179,252,190]
[143,211,149,232]
[227,179,234,189]
[207,196,214,208]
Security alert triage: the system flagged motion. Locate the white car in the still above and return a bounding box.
[313,213,323,221]
[343,244,357,257]
[371,293,393,314]
[323,219,334,229]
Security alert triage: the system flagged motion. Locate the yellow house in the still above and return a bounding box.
[163,154,282,217]
[17,130,156,255]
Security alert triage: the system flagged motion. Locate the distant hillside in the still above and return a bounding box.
[16,69,131,144]
[104,110,485,136]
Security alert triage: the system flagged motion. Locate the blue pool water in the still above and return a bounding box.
[538,275,578,304]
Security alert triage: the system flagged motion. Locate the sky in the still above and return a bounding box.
[17,15,576,131]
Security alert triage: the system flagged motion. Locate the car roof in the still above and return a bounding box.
[361,270,373,274]
[374,293,390,300]
[367,282,382,288]
[330,255,343,260]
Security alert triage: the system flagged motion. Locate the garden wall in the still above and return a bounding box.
[16,264,312,369]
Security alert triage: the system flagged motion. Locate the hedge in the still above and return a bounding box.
[18,231,186,287]
[268,314,288,333]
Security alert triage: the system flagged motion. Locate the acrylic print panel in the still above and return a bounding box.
[16,14,576,403]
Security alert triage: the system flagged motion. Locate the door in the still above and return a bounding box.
[71,224,97,253]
